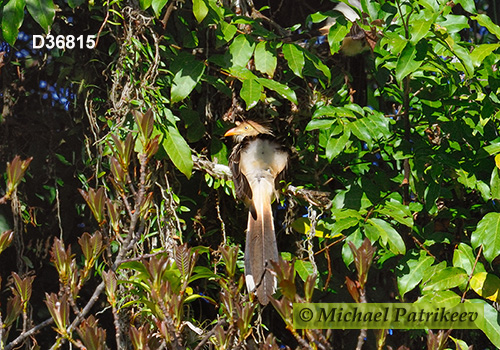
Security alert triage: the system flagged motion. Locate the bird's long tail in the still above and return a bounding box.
[245,179,279,305]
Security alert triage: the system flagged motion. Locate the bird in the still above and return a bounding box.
[225,120,289,305]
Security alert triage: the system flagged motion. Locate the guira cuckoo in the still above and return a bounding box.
[225,120,289,305]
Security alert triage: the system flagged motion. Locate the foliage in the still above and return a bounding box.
[0,0,500,349]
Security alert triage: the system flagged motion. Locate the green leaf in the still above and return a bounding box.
[152,0,168,17]
[171,54,206,103]
[365,218,406,255]
[139,0,152,10]
[395,41,424,82]
[160,114,193,179]
[217,21,237,44]
[422,267,468,292]
[326,129,349,162]
[452,43,473,77]
[418,0,438,12]
[348,117,372,145]
[454,0,476,14]
[192,0,208,23]
[303,50,331,81]
[2,0,26,45]
[254,41,277,77]
[295,260,315,282]
[396,250,434,298]
[256,78,297,104]
[416,290,461,307]
[229,34,255,67]
[453,243,485,276]
[410,15,433,44]
[67,0,84,8]
[473,14,500,40]
[305,118,335,131]
[470,44,500,67]
[491,167,500,200]
[324,216,360,238]
[470,272,500,302]
[376,200,413,228]
[471,212,500,263]
[327,18,350,54]
[342,228,363,267]
[437,14,470,33]
[291,217,327,237]
[26,0,55,32]
[468,299,500,347]
[240,78,262,110]
[282,43,305,77]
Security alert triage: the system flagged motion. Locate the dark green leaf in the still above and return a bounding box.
[171,54,206,103]
[68,0,84,7]
[26,0,55,32]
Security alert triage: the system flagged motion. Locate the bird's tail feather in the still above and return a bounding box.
[245,180,279,305]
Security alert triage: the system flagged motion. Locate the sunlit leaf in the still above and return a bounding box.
[422,267,468,292]
[256,78,297,104]
[396,250,434,298]
[473,14,500,40]
[471,212,500,263]
[365,218,406,255]
[240,78,262,110]
[468,299,500,347]
[192,0,208,23]
[229,34,255,67]
[282,43,305,77]
[395,41,424,82]
[160,117,193,178]
[470,272,500,302]
[254,41,277,77]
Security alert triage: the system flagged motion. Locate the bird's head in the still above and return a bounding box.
[224,120,273,141]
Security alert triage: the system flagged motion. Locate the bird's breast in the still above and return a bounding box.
[239,138,288,178]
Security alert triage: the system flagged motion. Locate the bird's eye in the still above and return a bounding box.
[244,126,249,129]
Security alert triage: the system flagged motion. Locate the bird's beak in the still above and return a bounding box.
[224,122,244,137]
[224,127,239,137]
